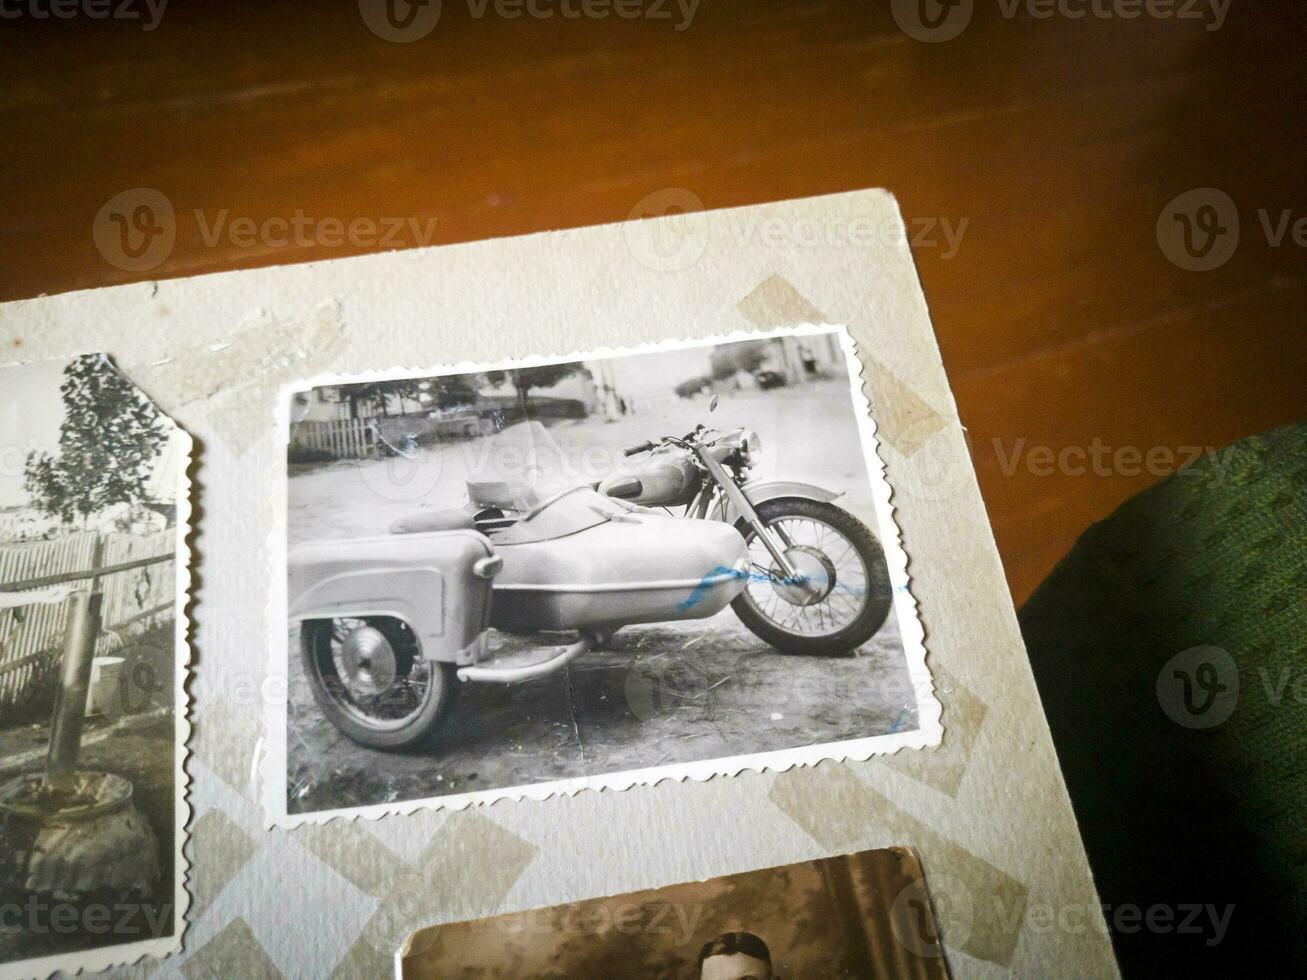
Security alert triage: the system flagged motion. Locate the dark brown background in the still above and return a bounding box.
[3,0,1304,602]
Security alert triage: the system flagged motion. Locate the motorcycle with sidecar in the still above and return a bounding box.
[289,408,892,751]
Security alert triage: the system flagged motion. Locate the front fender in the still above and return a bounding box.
[710,479,842,525]
[289,530,496,663]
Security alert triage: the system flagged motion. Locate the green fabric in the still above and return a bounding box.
[1020,423,1306,976]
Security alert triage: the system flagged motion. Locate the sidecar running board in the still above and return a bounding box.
[456,632,598,684]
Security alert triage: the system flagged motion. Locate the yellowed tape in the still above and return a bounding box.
[737,274,949,458]
[770,764,1027,968]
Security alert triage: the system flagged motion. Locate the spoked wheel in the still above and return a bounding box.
[732,498,893,655]
[300,616,458,751]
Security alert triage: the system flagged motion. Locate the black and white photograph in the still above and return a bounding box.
[274,326,937,822]
[0,356,190,977]
[399,845,952,979]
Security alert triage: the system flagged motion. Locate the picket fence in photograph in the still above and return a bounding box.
[0,529,175,716]
[291,413,498,462]
[291,418,379,460]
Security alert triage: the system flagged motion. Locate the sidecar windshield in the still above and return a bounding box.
[493,485,635,544]
[463,420,635,543]
[465,420,579,513]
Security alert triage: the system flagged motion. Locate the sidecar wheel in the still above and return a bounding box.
[301,617,458,752]
[732,498,893,656]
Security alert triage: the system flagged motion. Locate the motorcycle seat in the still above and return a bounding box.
[389,509,477,535]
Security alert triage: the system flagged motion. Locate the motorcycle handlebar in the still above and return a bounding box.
[623,440,658,457]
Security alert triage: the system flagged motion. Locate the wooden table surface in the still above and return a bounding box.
[3,0,1304,602]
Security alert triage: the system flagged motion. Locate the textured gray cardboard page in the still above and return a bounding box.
[0,190,1117,978]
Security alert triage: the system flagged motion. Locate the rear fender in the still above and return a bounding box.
[289,530,497,664]
[710,479,841,526]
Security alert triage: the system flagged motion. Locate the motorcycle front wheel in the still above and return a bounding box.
[732,498,893,656]
[300,616,458,751]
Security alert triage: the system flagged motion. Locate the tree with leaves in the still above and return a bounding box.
[709,340,772,381]
[335,379,426,419]
[427,374,480,409]
[483,364,585,416]
[24,355,168,527]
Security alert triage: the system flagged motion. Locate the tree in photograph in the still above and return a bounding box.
[24,355,168,526]
[335,379,425,418]
[709,340,772,382]
[426,374,480,409]
[484,364,584,416]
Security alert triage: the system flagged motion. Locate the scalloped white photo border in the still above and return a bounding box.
[0,354,192,980]
[261,323,941,828]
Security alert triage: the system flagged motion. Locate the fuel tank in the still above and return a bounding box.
[599,450,699,507]
[490,513,748,633]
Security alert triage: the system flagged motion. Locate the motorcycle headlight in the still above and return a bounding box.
[740,430,760,467]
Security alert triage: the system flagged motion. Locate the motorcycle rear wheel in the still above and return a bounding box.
[732,498,893,656]
[301,617,458,751]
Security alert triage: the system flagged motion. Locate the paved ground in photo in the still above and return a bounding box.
[286,610,913,815]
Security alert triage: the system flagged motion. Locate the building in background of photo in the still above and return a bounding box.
[585,333,846,421]
[0,502,172,543]
[0,504,60,542]
[772,330,843,382]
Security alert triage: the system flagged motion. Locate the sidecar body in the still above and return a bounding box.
[489,502,749,633]
[293,485,748,681]
[392,486,749,636]
[289,529,499,666]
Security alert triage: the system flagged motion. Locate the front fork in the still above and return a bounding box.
[695,449,800,582]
